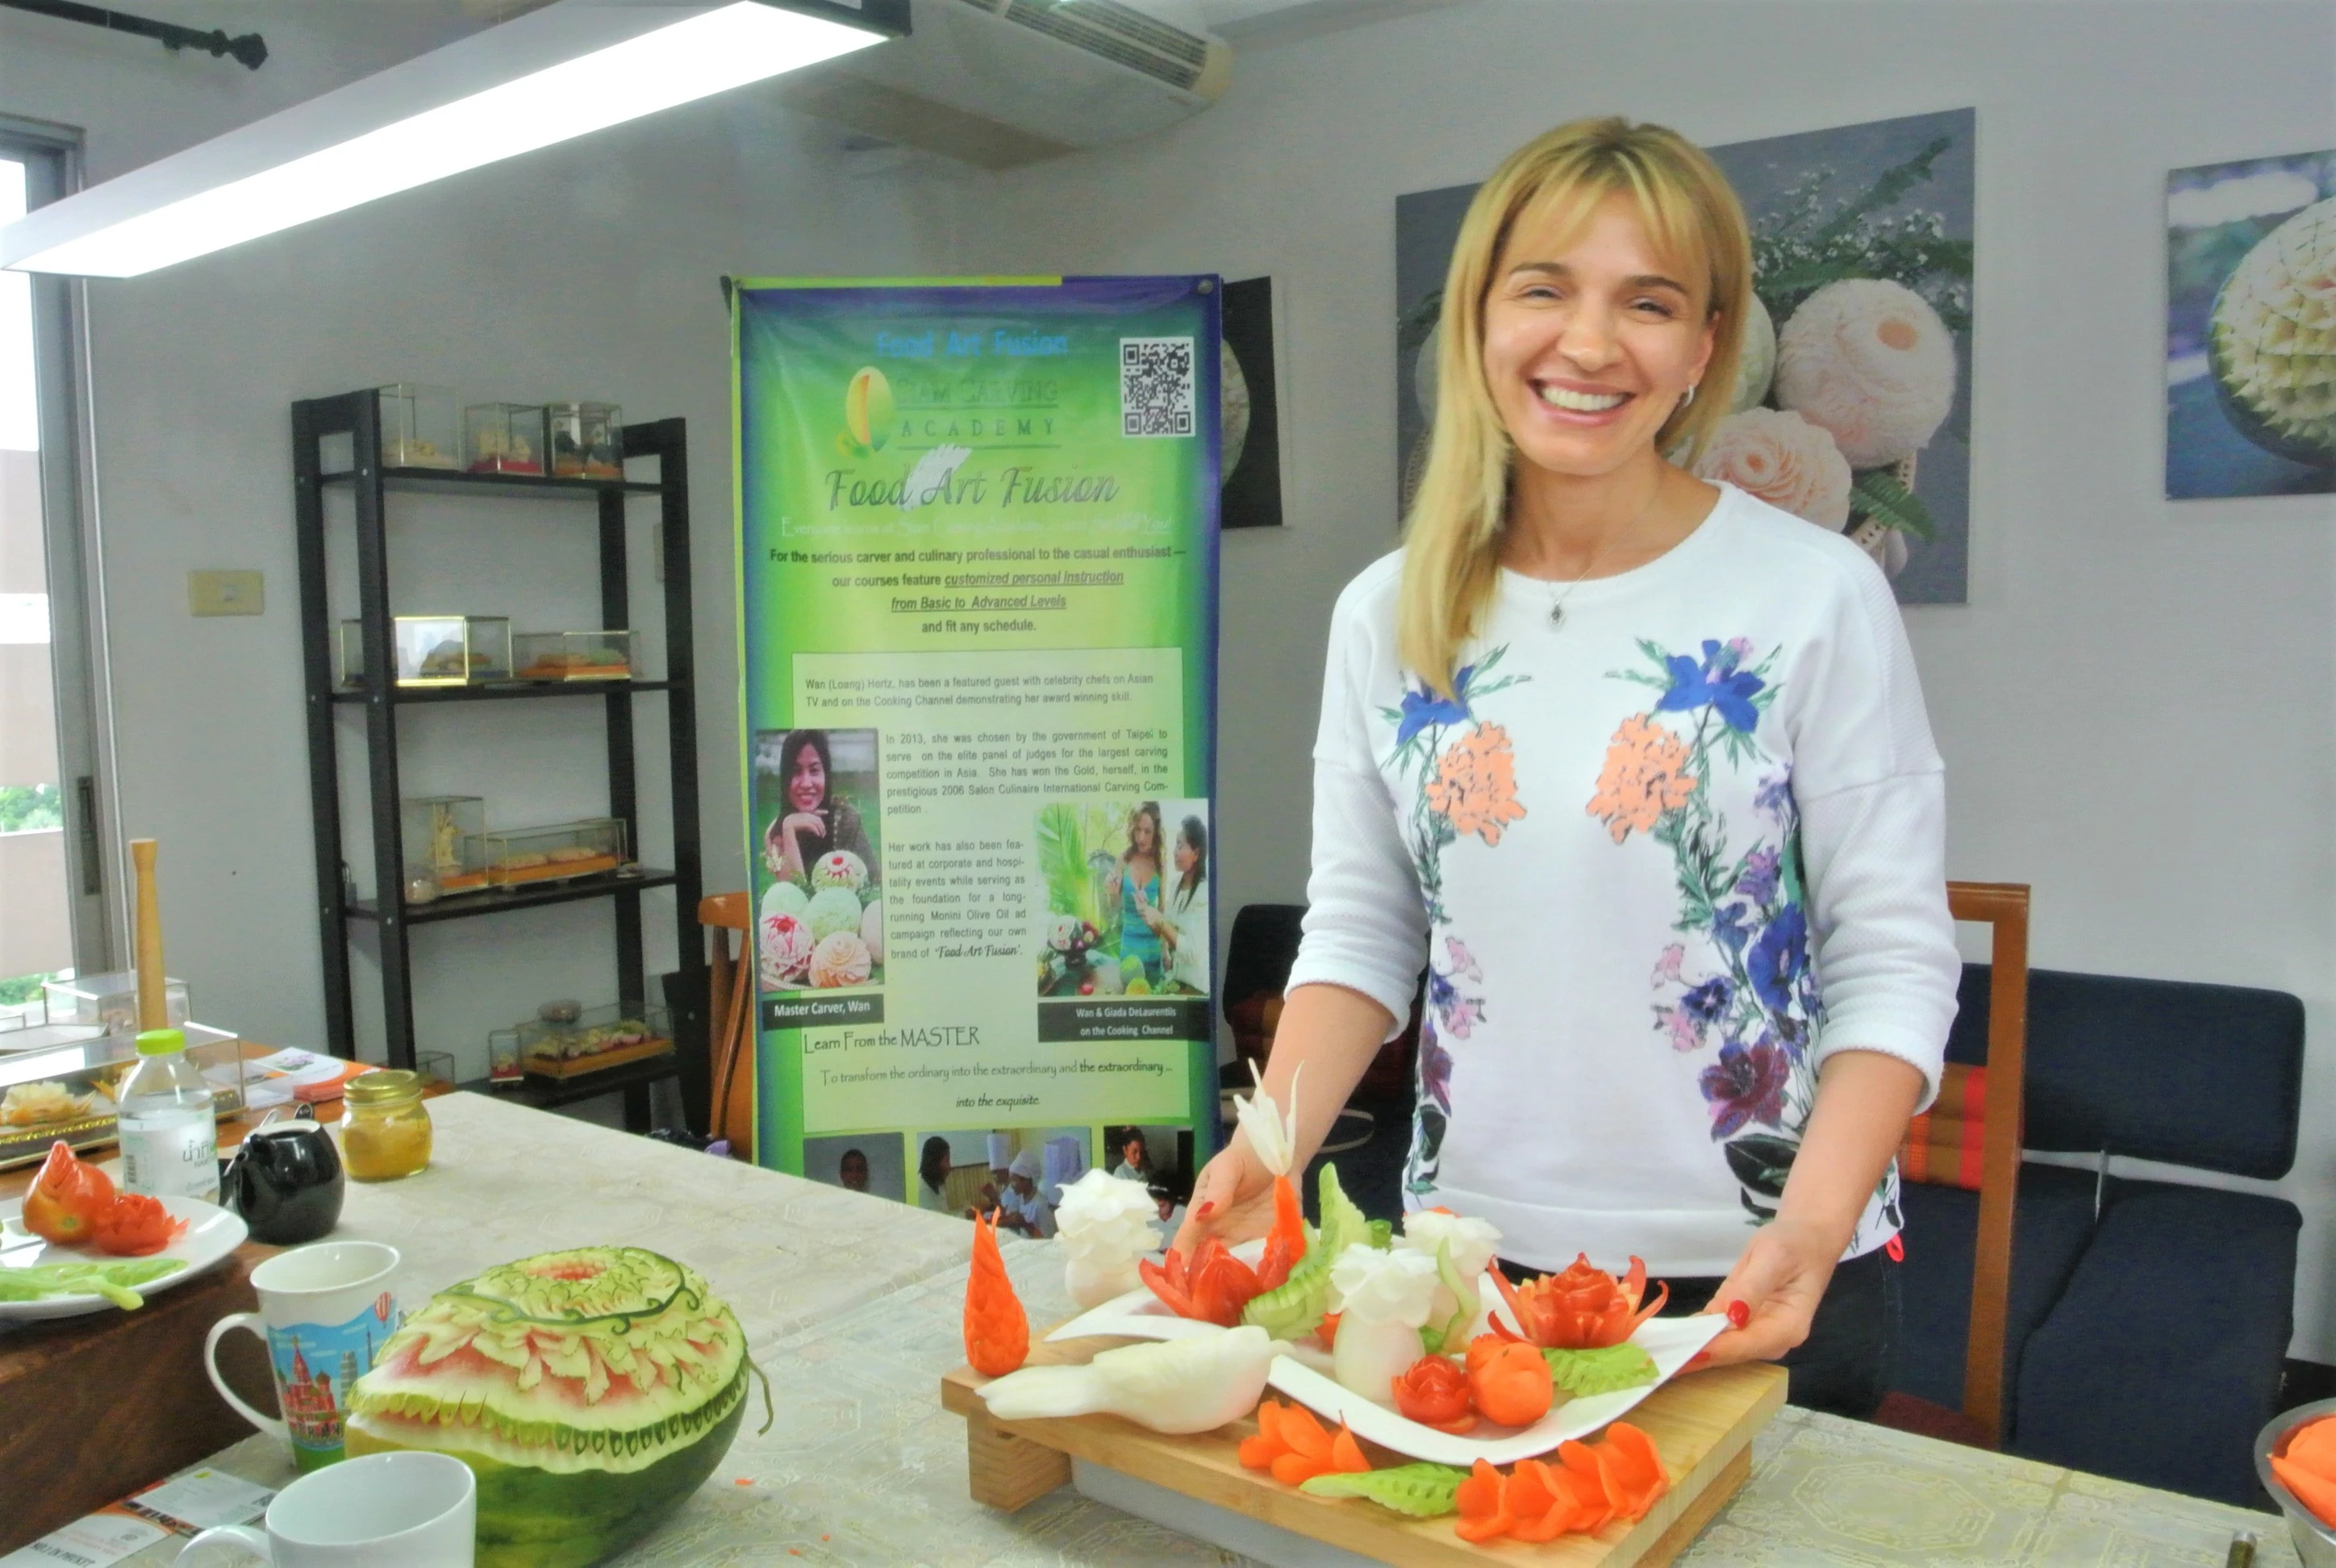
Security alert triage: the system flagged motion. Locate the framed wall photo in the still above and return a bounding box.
[1397,110,1976,604]
[2166,149,2335,499]
[1220,276,1285,528]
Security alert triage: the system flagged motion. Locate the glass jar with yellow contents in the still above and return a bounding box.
[341,1070,433,1181]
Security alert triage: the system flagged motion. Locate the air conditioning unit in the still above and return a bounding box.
[779,0,1232,168]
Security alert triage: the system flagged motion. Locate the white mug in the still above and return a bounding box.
[177,1450,473,1566]
[204,1241,402,1472]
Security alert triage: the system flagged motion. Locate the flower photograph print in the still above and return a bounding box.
[1395,109,1975,603]
[2165,149,2335,499]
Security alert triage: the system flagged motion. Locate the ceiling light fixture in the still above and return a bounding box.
[0,0,906,278]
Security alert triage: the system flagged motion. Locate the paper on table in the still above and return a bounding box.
[0,1511,167,1568]
[123,1466,275,1532]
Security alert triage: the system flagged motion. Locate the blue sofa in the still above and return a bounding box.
[1888,965,2305,1505]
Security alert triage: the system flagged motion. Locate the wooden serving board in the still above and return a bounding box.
[941,1330,1786,1567]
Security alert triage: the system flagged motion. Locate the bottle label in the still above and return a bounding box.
[119,1114,220,1201]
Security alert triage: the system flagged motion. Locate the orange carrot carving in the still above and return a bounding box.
[964,1208,1028,1377]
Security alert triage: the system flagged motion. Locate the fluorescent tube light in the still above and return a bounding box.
[0,0,902,277]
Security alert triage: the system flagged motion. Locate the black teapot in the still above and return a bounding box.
[221,1119,345,1245]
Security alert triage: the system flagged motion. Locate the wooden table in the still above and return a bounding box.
[9,1095,2296,1566]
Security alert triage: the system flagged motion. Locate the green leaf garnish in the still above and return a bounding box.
[1542,1342,1659,1396]
[1300,1462,1470,1517]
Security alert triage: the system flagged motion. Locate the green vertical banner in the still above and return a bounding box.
[733,277,1221,1214]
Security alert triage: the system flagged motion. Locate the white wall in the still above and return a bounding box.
[5,0,2330,1356]
[0,2,963,1076]
[936,1,2336,1359]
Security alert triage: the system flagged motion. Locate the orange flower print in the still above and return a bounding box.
[1587,715,1697,843]
[1425,724,1526,846]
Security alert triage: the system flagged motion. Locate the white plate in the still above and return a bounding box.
[0,1195,247,1320]
[1047,1256,1725,1466]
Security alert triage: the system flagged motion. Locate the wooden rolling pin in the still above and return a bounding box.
[131,836,166,1031]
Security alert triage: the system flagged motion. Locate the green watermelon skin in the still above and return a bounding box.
[347,1378,746,1568]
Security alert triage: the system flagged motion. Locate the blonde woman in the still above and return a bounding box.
[1178,119,1956,1417]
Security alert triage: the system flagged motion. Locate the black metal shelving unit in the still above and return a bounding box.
[292,393,705,1131]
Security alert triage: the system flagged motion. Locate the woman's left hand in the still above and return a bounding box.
[1693,1216,1840,1366]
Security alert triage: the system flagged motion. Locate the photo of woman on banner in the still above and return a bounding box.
[756,726,884,995]
[1162,814,1211,995]
[762,728,878,885]
[916,1136,953,1214]
[1103,800,1168,988]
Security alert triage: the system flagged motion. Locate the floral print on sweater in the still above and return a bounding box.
[1379,648,1527,1195]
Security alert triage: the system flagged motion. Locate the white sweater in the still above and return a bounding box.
[1287,485,1958,1278]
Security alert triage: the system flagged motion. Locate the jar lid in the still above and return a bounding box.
[345,1069,423,1105]
[135,1028,186,1057]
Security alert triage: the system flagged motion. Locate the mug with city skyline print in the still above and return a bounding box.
[204,1241,403,1471]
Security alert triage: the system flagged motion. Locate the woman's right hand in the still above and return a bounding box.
[1170,1138,1279,1255]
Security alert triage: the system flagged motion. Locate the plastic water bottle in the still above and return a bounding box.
[117,1028,219,1203]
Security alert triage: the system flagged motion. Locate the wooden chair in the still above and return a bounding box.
[701,892,756,1160]
[1874,880,2031,1449]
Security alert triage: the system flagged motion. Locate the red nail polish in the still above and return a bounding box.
[1683,1350,1712,1370]
[1195,1199,1216,1218]
[1725,1299,1750,1329]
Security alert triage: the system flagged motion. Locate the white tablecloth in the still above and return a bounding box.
[123,1094,2296,1566]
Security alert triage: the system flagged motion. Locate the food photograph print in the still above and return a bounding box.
[2165,148,2336,498]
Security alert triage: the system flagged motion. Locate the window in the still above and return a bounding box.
[0,119,113,1008]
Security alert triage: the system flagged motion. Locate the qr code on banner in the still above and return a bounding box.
[1120,336,1195,437]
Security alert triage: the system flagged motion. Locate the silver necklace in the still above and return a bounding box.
[1536,478,1665,630]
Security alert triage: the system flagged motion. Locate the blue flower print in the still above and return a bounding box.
[1681,978,1733,1024]
[1736,846,1780,907]
[1746,905,1809,1016]
[1395,669,1474,748]
[1657,640,1767,734]
[1754,774,1796,820]
[1712,902,1753,960]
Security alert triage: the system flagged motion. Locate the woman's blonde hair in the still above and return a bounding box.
[1398,117,1752,699]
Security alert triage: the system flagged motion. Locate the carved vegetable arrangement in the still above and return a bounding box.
[964,1208,1029,1377]
[1052,1168,1158,1311]
[344,1247,767,1568]
[1491,1253,1668,1349]
[977,1324,1274,1434]
[1236,1398,1371,1486]
[1326,1244,1440,1404]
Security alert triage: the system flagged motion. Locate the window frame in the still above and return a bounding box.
[2,114,119,977]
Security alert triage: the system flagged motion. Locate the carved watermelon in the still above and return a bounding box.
[346,1247,758,1568]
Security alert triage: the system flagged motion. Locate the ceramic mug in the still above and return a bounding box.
[178,1450,473,1566]
[205,1241,402,1472]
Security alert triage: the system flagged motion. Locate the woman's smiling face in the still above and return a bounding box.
[1131,813,1157,855]
[788,744,826,812]
[1173,836,1198,874]
[1479,192,1715,482]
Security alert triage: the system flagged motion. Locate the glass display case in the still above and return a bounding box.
[546,401,624,479]
[402,795,488,897]
[464,402,547,475]
[512,629,633,681]
[486,1028,523,1085]
[337,616,513,686]
[43,970,190,1033]
[0,1024,247,1170]
[474,817,629,889]
[515,1003,672,1078]
[377,384,458,469]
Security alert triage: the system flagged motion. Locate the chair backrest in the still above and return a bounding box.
[1944,965,2304,1181]
[1221,903,1306,1023]
[1942,881,2031,1448]
[699,892,753,1158]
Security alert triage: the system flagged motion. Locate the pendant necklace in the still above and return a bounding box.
[1540,476,1666,631]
